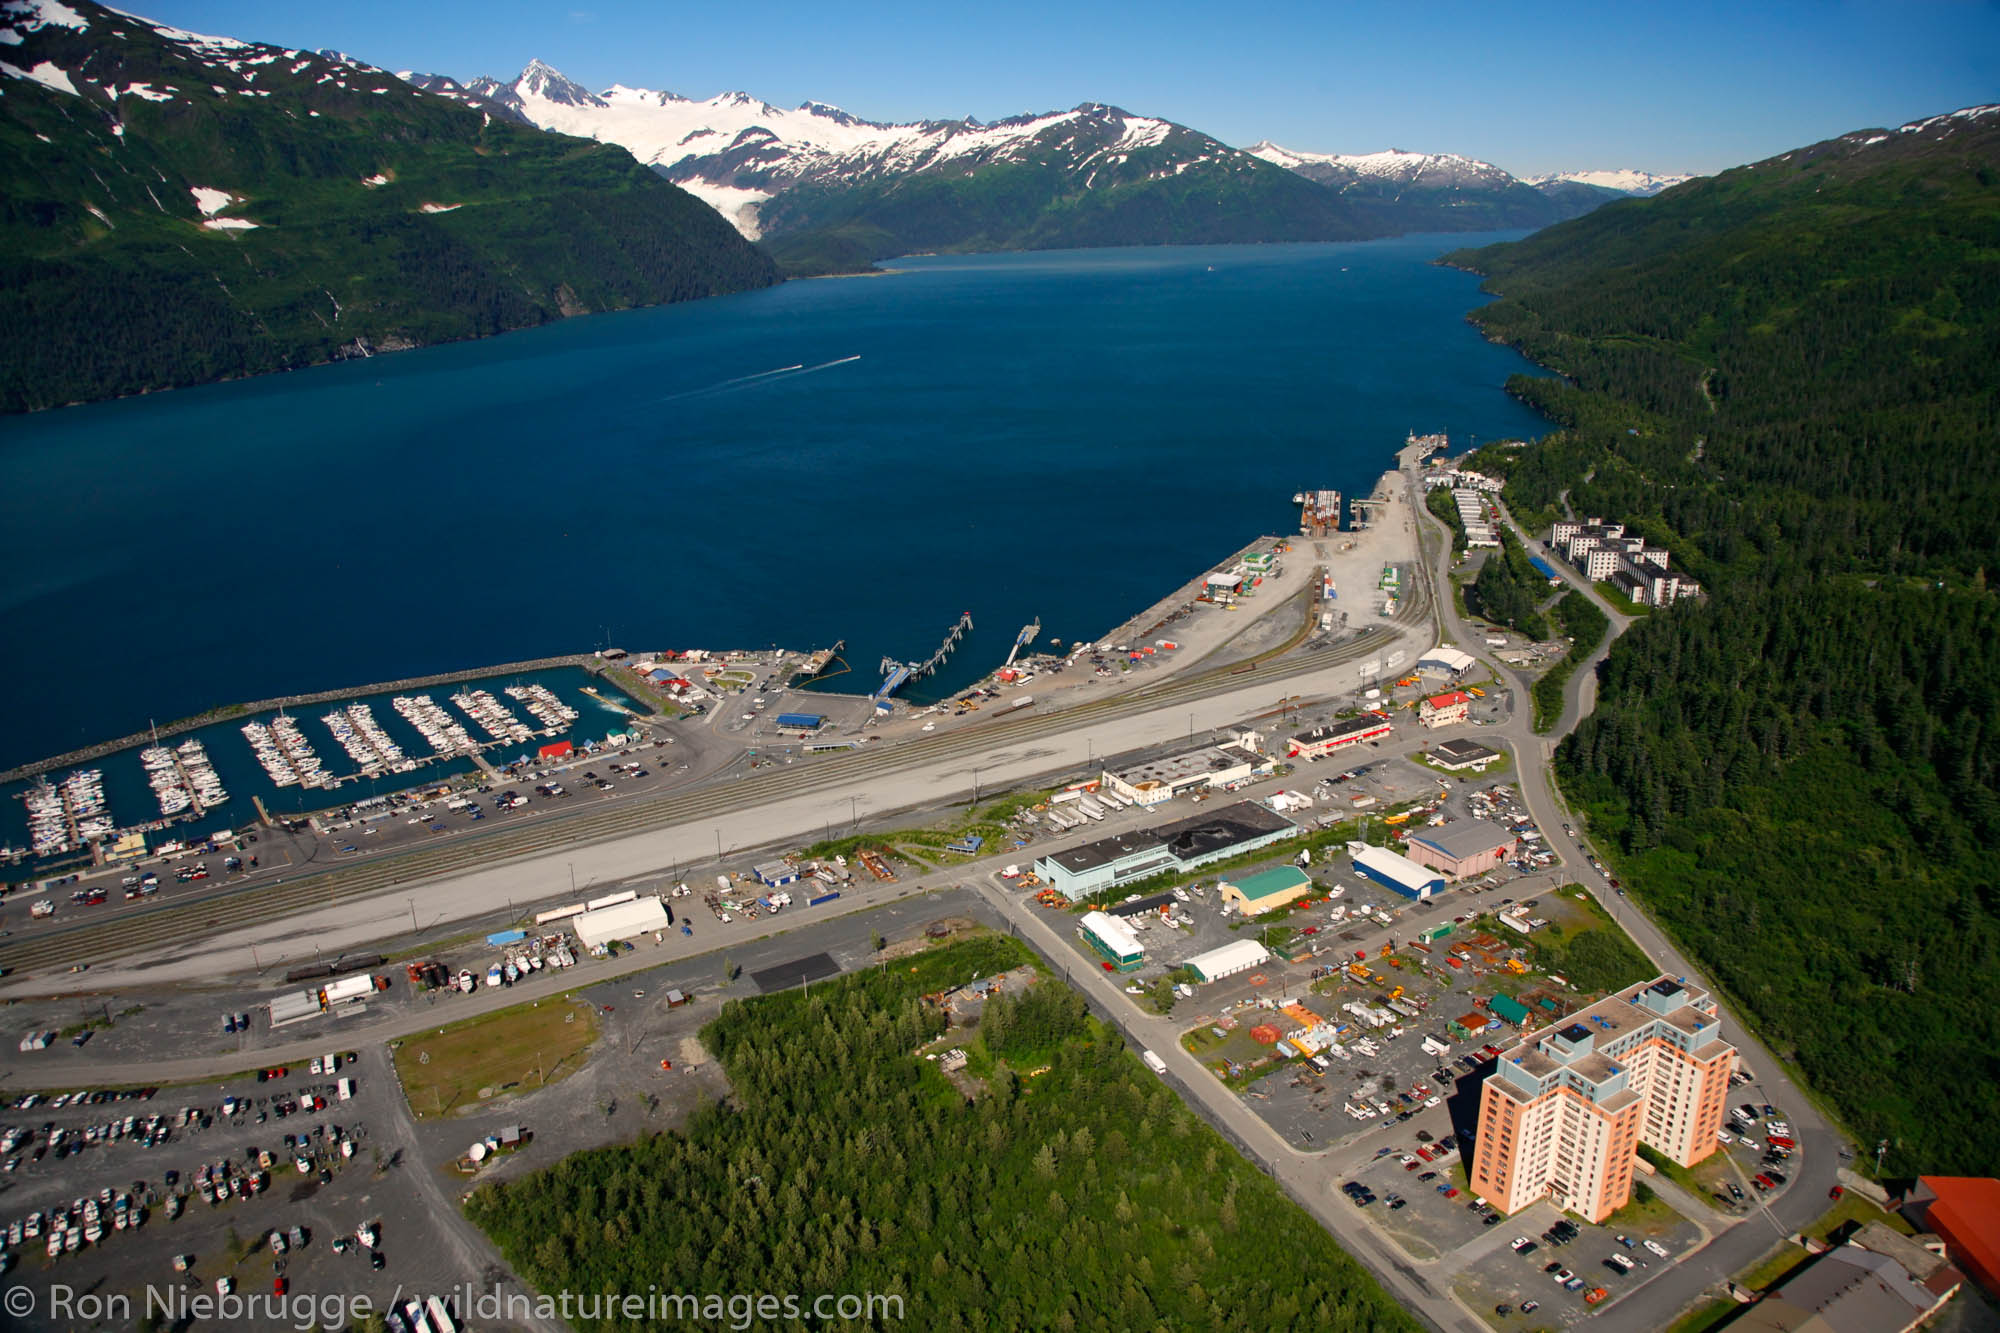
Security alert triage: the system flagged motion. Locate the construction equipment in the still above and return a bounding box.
[1388,986,1405,1002]
[1504,958,1528,975]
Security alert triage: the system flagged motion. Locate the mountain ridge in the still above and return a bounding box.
[433,60,1686,267]
[0,0,778,412]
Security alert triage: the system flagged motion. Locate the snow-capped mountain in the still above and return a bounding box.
[1527,168,1693,196]
[1249,142,1691,199]
[1246,143,1520,191]
[425,62,1323,246]
[1245,139,1642,232]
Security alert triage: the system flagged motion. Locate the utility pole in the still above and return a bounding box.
[407,897,418,933]
[1876,1138,1891,1176]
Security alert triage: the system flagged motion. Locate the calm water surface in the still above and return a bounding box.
[0,234,1549,791]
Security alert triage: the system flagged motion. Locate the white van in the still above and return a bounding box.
[336,1077,353,1102]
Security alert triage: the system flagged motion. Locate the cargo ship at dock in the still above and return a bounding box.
[1295,489,1342,537]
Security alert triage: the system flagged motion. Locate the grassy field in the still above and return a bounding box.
[1637,1144,1733,1213]
[392,994,600,1118]
[1733,1238,1810,1292]
[1663,1299,1738,1333]
[1599,1180,1684,1234]
[1802,1189,1914,1245]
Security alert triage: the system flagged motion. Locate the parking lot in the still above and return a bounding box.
[1445,1181,1706,1329]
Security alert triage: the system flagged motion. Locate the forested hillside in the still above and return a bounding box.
[0,1,777,412]
[468,936,1418,1332]
[1442,106,2000,1175]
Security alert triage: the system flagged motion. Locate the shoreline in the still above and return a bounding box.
[5,448,1422,787]
[0,654,606,786]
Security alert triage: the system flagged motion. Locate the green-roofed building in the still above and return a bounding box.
[1488,992,1531,1026]
[1218,866,1313,917]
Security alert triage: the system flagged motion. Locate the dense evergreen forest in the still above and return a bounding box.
[1466,529,1553,639]
[468,936,1419,1332]
[1443,108,2000,1174]
[0,1,777,412]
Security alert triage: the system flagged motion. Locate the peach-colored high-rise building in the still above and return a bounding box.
[1470,975,1737,1222]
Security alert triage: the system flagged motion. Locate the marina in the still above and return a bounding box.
[321,703,416,778]
[2,667,642,869]
[393,694,479,758]
[140,739,228,820]
[505,683,581,733]
[451,688,536,744]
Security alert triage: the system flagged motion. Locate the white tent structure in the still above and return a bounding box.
[573,895,670,949]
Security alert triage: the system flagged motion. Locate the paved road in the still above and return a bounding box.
[7,462,1850,1329]
[971,875,1488,1333]
[1,601,1430,989]
[1409,467,1848,1327]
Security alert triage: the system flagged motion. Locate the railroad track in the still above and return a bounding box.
[3,577,1427,975]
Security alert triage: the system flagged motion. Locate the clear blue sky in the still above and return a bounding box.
[135,0,1996,175]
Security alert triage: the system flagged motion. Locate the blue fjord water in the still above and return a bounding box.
[0,235,1549,798]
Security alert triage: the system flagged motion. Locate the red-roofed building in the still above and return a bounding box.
[538,740,574,761]
[1903,1176,2000,1297]
[1420,691,1472,729]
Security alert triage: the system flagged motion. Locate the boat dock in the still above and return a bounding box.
[872,612,974,702]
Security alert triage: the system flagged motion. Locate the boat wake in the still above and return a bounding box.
[658,355,861,404]
[657,363,803,404]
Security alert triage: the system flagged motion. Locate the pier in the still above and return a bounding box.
[872,612,974,702]
[1003,619,1041,669]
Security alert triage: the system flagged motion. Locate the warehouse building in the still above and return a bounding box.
[1419,690,1472,729]
[1404,821,1518,880]
[1351,844,1447,899]
[1078,911,1145,971]
[1488,993,1533,1027]
[754,861,799,887]
[1286,715,1391,761]
[774,712,825,731]
[1417,646,1477,677]
[1103,740,1270,807]
[1902,1178,2000,1299]
[1218,866,1314,916]
[573,895,671,951]
[1107,891,1177,919]
[1731,1224,1964,1333]
[1470,975,1738,1223]
[1187,939,1271,983]
[1033,802,1295,897]
[1429,738,1501,772]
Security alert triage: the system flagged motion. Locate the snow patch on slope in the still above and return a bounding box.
[0,57,75,94]
[188,185,232,215]
[1897,104,2000,136]
[0,0,90,36]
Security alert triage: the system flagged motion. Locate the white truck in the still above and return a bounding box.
[1141,1049,1168,1076]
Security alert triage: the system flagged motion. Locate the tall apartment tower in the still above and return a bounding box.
[1470,976,1737,1222]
